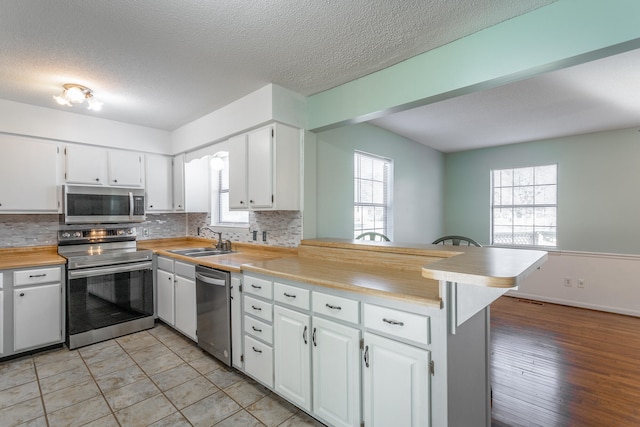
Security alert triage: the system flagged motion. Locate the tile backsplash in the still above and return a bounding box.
[0,211,303,248]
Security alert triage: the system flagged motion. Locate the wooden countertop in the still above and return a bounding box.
[138,238,297,273]
[0,246,66,269]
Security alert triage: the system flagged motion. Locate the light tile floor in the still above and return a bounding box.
[0,323,327,427]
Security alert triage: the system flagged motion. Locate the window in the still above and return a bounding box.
[354,151,392,238]
[211,154,248,226]
[491,164,557,247]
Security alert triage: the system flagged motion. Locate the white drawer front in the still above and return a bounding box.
[244,315,273,344]
[174,261,195,278]
[14,267,61,286]
[244,335,273,388]
[312,292,360,325]
[274,282,310,310]
[364,304,430,344]
[157,256,173,272]
[244,276,273,300]
[244,295,273,323]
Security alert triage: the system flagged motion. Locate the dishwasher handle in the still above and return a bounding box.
[195,273,226,286]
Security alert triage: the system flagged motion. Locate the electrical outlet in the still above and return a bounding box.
[252,230,257,241]
[564,277,572,287]
[577,279,585,288]
[262,231,267,241]
[143,228,149,237]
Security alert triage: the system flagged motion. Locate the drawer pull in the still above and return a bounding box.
[252,346,262,353]
[29,273,47,278]
[251,305,262,311]
[252,326,263,333]
[283,292,296,298]
[364,345,370,368]
[326,303,342,311]
[251,284,262,289]
[383,318,405,326]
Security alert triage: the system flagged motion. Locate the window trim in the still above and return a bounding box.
[353,150,393,239]
[490,164,557,248]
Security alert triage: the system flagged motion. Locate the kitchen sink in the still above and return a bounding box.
[168,247,234,257]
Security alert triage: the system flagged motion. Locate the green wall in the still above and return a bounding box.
[316,123,444,243]
[444,127,640,254]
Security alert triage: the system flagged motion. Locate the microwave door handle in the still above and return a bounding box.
[129,191,134,218]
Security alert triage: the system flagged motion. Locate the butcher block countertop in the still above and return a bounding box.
[0,245,66,269]
[138,237,297,273]
[139,237,547,308]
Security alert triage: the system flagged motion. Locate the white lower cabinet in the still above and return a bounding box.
[362,332,431,427]
[230,274,243,369]
[14,282,62,352]
[244,335,273,387]
[156,257,196,341]
[312,317,361,427]
[156,269,175,325]
[274,306,311,411]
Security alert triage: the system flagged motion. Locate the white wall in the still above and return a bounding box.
[509,251,640,317]
[0,99,171,153]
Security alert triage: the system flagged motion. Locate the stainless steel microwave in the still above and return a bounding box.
[62,185,146,224]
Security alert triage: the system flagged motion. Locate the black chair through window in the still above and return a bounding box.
[431,235,481,247]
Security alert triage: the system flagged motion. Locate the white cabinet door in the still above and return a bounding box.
[172,154,185,211]
[65,144,108,185]
[145,154,173,211]
[0,135,60,212]
[231,275,243,369]
[175,275,196,341]
[274,305,311,411]
[363,332,430,427]
[108,150,143,187]
[312,317,361,427]
[228,133,248,209]
[247,126,274,209]
[157,269,175,326]
[14,283,61,351]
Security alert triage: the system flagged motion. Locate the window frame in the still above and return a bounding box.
[353,150,393,239]
[490,164,557,248]
[210,154,249,227]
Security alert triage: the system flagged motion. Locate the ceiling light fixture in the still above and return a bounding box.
[53,83,103,111]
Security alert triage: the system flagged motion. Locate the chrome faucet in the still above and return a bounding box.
[198,225,223,249]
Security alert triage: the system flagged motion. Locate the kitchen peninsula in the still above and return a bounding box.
[146,237,547,427]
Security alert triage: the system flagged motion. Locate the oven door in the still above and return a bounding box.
[67,261,153,337]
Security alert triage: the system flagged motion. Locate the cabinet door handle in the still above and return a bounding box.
[240,201,244,205]
[364,345,370,368]
[251,305,262,311]
[19,292,25,297]
[312,327,317,347]
[303,326,308,344]
[252,346,262,354]
[251,284,262,289]
[29,273,46,278]
[283,292,296,298]
[326,303,342,310]
[252,326,262,333]
[95,178,100,182]
[383,318,405,326]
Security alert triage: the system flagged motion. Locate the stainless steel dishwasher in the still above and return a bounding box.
[195,265,232,366]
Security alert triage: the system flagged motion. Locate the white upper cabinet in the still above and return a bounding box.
[0,135,60,212]
[64,144,108,185]
[108,150,143,187]
[228,123,300,211]
[145,154,173,211]
[173,154,185,211]
[65,145,143,187]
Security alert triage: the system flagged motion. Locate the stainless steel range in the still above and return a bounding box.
[58,226,154,349]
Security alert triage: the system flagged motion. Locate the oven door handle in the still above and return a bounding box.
[68,261,153,279]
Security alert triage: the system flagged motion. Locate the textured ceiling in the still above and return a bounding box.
[0,0,554,131]
[370,48,640,152]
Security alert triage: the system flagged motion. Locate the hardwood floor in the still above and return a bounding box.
[490,296,640,427]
